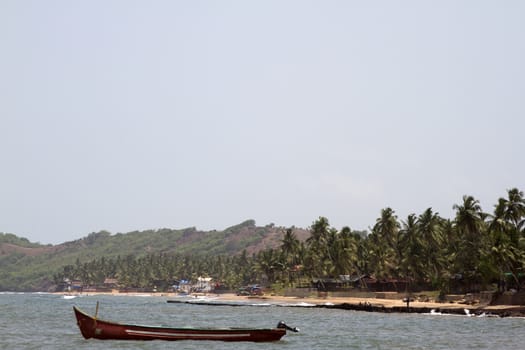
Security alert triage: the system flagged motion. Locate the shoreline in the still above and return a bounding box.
[55,291,525,317]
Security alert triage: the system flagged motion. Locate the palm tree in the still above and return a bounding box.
[453,195,487,290]
[330,226,357,277]
[353,233,370,289]
[399,214,421,285]
[306,217,331,253]
[488,191,525,290]
[453,196,485,239]
[280,228,301,284]
[281,228,300,265]
[369,208,400,279]
[417,208,445,288]
[254,249,279,283]
[306,217,335,277]
[502,188,525,233]
[439,219,460,293]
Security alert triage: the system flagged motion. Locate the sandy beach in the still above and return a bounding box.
[59,291,525,317]
[214,293,524,314]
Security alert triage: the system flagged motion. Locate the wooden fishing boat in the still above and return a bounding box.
[73,305,298,342]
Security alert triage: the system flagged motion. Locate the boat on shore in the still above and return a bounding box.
[73,304,298,342]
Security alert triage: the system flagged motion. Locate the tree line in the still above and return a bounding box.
[55,188,525,294]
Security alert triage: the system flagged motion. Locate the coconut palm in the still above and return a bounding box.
[453,195,487,290]
[306,217,331,252]
[502,188,525,232]
[487,191,525,290]
[306,217,335,277]
[399,214,422,284]
[280,228,301,284]
[417,208,446,287]
[369,208,400,279]
[330,226,357,277]
[254,249,279,283]
[281,228,300,266]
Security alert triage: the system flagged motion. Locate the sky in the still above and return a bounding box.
[1,1,524,244]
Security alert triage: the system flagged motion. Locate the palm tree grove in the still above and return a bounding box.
[54,188,525,296]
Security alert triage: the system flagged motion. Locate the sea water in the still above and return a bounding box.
[0,292,523,349]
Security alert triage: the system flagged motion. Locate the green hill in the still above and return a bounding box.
[0,220,309,291]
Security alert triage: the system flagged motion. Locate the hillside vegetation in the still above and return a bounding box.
[0,220,308,291]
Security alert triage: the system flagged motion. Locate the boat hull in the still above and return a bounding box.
[73,306,286,342]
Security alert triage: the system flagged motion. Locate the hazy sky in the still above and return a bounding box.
[1,1,524,244]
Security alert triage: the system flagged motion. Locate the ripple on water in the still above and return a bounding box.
[1,293,524,350]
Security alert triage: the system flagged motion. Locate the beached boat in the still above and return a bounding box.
[73,305,298,342]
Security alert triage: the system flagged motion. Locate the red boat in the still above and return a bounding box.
[73,305,298,342]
